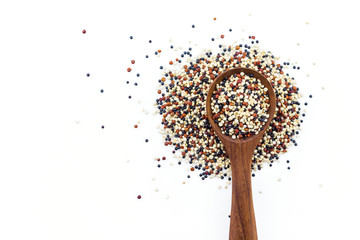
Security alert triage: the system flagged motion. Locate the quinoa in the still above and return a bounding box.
[155,38,301,180]
[210,73,270,139]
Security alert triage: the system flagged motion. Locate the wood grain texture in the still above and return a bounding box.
[205,68,276,240]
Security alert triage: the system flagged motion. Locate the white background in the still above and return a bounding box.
[0,0,359,239]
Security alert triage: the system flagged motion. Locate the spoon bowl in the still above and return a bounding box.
[206,67,276,240]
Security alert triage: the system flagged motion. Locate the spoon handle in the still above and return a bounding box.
[227,142,258,240]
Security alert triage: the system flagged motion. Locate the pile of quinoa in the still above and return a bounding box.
[155,38,301,180]
[210,73,270,139]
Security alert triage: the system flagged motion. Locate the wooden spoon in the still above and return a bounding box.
[205,67,276,240]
